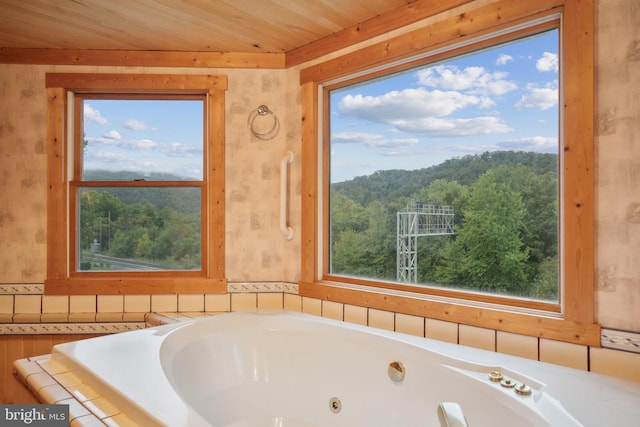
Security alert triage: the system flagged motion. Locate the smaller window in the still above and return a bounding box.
[45,74,227,294]
[74,96,205,274]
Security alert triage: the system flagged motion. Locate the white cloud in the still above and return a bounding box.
[124,119,149,131]
[103,130,121,140]
[536,52,558,72]
[516,83,558,110]
[416,65,517,96]
[338,83,514,138]
[394,116,512,136]
[84,104,108,125]
[339,88,481,122]
[125,139,158,149]
[332,131,418,148]
[497,136,558,151]
[496,54,513,65]
[164,141,203,157]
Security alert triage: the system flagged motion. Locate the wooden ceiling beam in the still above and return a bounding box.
[285,0,476,67]
[0,48,285,69]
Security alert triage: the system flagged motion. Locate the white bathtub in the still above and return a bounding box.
[51,311,640,426]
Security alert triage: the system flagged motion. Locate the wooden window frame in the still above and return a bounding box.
[45,73,227,295]
[299,0,599,345]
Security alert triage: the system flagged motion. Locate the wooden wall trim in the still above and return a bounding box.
[300,82,319,284]
[285,0,476,68]
[45,73,228,91]
[561,0,595,324]
[300,0,564,84]
[0,47,285,69]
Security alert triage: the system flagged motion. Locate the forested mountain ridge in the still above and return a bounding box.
[84,170,199,215]
[329,150,559,300]
[332,151,557,206]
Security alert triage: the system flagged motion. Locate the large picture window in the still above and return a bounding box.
[328,29,559,302]
[300,0,598,344]
[45,74,227,295]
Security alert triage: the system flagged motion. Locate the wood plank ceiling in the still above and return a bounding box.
[0,0,415,54]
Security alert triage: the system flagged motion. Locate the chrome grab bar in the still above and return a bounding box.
[280,151,294,240]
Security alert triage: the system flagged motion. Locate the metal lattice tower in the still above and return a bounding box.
[397,201,455,283]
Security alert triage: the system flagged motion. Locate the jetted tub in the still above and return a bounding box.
[50,311,640,426]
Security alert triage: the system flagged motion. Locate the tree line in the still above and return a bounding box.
[330,151,558,300]
[79,186,200,270]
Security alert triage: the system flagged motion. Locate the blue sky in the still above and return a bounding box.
[82,98,204,180]
[81,30,558,184]
[329,29,559,183]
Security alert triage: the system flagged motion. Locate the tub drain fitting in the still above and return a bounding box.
[329,397,342,414]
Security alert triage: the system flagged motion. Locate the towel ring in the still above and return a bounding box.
[248,105,279,140]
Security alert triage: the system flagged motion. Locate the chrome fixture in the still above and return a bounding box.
[515,383,532,395]
[328,396,342,414]
[488,370,532,396]
[388,361,406,382]
[500,378,516,388]
[488,370,503,382]
[248,104,279,140]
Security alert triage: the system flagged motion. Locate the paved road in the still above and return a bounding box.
[85,253,163,270]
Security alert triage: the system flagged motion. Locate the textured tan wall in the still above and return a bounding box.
[224,68,300,282]
[594,0,640,331]
[0,65,300,285]
[0,65,47,283]
[0,0,639,334]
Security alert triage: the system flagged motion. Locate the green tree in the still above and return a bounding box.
[436,169,529,293]
[135,232,152,258]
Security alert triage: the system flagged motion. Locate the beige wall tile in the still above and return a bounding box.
[67,382,100,403]
[301,297,322,316]
[41,313,69,322]
[344,304,367,326]
[257,293,283,310]
[68,313,96,322]
[539,339,588,371]
[83,396,120,419]
[321,300,343,321]
[496,331,538,360]
[69,296,96,313]
[283,294,302,312]
[395,313,424,337]
[39,384,72,404]
[205,294,231,312]
[151,294,178,312]
[124,295,150,313]
[70,414,105,427]
[0,295,13,314]
[459,324,495,351]
[102,413,139,427]
[122,312,146,322]
[14,295,41,313]
[42,296,69,314]
[97,295,123,313]
[590,347,640,382]
[231,293,257,312]
[425,318,458,344]
[95,312,124,322]
[178,294,205,312]
[368,308,394,331]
